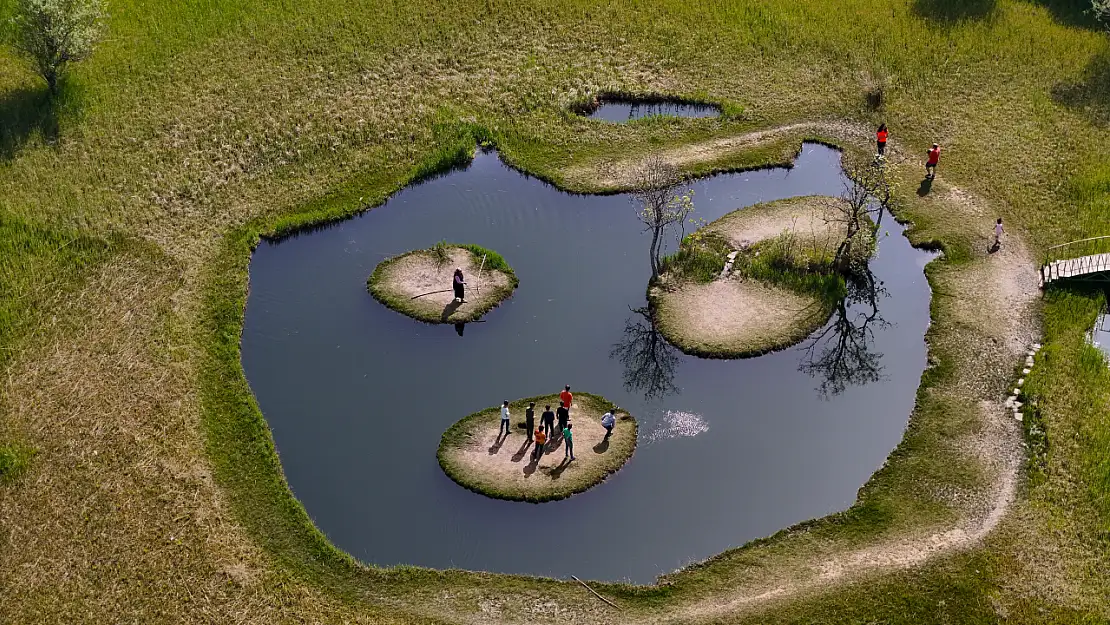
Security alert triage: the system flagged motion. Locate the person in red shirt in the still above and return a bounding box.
[876,124,888,156]
[926,143,941,179]
[559,385,573,411]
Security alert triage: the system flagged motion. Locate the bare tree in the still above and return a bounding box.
[610,306,681,401]
[629,156,695,281]
[14,0,104,94]
[825,163,890,274]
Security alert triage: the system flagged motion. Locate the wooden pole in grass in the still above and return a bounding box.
[475,254,486,295]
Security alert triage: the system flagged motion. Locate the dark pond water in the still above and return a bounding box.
[586,99,721,122]
[241,143,937,583]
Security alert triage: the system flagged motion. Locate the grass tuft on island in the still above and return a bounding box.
[367,242,517,324]
[437,392,637,503]
[651,196,864,358]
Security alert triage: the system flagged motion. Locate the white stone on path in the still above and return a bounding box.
[1017,378,1024,386]
[1023,368,1031,375]
[1015,413,1023,422]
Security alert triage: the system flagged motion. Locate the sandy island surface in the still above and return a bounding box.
[368,246,516,324]
[437,393,637,502]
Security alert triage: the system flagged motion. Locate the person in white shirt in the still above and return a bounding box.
[993,218,1004,250]
[601,409,616,439]
[499,400,511,437]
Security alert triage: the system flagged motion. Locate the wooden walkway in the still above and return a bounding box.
[1041,236,1110,286]
[1041,253,1110,285]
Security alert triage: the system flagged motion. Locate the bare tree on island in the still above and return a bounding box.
[630,156,695,281]
[14,0,104,94]
[825,163,891,274]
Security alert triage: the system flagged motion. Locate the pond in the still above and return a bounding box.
[584,98,721,122]
[240,143,937,583]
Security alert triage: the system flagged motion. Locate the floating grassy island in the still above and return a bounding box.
[437,393,637,503]
[368,243,517,324]
[652,196,863,358]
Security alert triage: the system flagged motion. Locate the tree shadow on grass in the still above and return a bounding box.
[912,0,996,23]
[1021,0,1104,29]
[1052,50,1110,127]
[0,86,60,161]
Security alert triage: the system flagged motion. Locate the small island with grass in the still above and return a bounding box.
[651,195,874,358]
[368,242,518,324]
[437,393,637,503]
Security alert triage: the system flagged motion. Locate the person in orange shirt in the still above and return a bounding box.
[559,385,573,410]
[876,124,888,156]
[926,143,941,179]
[533,427,547,461]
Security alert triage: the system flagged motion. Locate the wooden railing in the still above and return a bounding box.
[1041,236,1110,285]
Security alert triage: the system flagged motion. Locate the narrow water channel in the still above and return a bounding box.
[240,144,936,583]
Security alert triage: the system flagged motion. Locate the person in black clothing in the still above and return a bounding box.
[556,401,570,435]
[525,402,536,441]
[541,404,556,438]
[452,268,466,303]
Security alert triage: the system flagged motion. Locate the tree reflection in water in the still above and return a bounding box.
[799,268,889,398]
[610,306,681,401]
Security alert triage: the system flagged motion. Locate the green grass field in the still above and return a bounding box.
[1,0,1109,622]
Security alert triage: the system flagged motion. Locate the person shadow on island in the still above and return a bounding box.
[441,299,463,322]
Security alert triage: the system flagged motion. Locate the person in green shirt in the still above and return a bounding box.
[563,422,575,461]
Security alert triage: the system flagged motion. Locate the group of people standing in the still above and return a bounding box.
[497,385,618,464]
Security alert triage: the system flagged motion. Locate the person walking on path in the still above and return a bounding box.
[563,423,575,461]
[994,218,1005,249]
[452,268,466,303]
[876,124,888,157]
[601,409,616,439]
[499,400,511,437]
[542,404,556,439]
[926,143,941,179]
[556,401,570,435]
[533,427,547,461]
[559,385,573,410]
[525,402,536,441]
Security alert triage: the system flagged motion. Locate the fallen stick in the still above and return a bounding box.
[571,575,621,611]
[475,254,487,295]
[410,288,453,300]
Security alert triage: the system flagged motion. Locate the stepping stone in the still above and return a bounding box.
[1015,413,1023,422]
[1023,368,1031,375]
[1033,343,1042,350]
[1017,378,1024,386]
[1025,356,1035,367]
[1004,397,1015,408]
[1013,401,1023,410]
[1027,350,1036,357]
[1014,388,1021,396]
